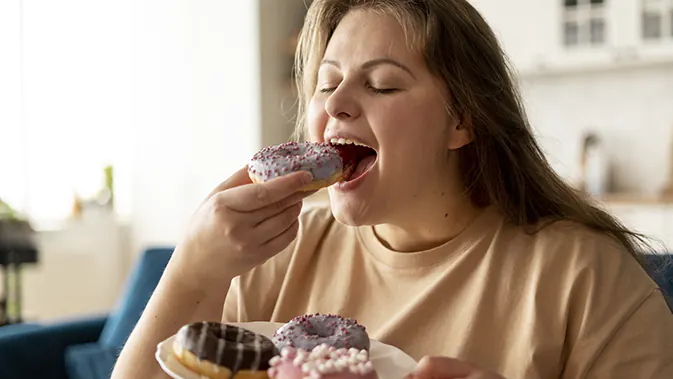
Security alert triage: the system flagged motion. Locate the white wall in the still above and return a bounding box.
[470,0,559,73]
[21,214,130,321]
[521,65,673,194]
[0,0,23,208]
[126,0,262,257]
[258,0,307,147]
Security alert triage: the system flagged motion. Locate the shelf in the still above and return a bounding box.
[596,193,673,206]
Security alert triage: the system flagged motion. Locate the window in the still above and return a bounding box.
[0,1,132,222]
[563,0,607,47]
[643,11,663,39]
[642,0,673,40]
[590,18,605,44]
[564,21,580,46]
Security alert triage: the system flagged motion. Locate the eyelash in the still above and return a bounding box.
[369,85,397,94]
[319,85,398,95]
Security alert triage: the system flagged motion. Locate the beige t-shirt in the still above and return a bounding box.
[222,204,673,379]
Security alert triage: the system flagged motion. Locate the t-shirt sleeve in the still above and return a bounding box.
[567,289,673,378]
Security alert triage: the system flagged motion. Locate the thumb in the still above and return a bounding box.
[410,356,473,379]
[205,165,253,200]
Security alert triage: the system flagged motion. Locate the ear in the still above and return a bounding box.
[447,110,474,150]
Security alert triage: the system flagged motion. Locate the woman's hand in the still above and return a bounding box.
[407,357,507,379]
[172,165,315,288]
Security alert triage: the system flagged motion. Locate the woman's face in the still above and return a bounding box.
[307,9,471,226]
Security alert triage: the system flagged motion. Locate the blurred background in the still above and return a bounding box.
[0,0,672,342]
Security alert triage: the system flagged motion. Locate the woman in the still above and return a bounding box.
[112,1,673,378]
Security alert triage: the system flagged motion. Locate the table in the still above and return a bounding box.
[0,247,38,325]
[0,219,39,326]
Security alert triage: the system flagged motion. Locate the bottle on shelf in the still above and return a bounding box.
[579,131,610,197]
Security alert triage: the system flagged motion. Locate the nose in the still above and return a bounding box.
[324,86,361,121]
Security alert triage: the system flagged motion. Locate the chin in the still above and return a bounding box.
[327,187,377,226]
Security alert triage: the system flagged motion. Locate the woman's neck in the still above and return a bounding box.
[372,193,483,253]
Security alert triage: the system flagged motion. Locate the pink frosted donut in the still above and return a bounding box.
[267,344,378,379]
[247,142,344,191]
[272,314,370,352]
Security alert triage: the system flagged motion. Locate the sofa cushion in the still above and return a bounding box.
[0,315,106,379]
[65,342,118,379]
[642,253,673,310]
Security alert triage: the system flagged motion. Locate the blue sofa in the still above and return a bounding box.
[0,249,670,379]
[643,253,673,310]
[0,247,174,379]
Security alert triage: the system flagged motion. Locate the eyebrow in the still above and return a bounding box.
[321,58,416,79]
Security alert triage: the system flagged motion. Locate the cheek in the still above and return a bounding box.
[307,97,329,142]
[378,98,449,158]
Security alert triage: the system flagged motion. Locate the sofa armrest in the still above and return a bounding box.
[65,342,119,379]
[0,315,108,379]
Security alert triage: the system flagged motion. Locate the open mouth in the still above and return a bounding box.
[329,138,378,182]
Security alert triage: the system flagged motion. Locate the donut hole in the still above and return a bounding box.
[307,325,336,338]
[214,325,256,344]
[333,144,377,181]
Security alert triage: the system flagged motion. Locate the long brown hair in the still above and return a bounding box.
[292,0,659,265]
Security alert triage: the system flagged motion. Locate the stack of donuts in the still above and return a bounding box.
[172,313,378,379]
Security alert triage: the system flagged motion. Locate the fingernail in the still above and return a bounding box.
[300,171,313,184]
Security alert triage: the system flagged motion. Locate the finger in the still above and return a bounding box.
[225,170,313,212]
[410,356,473,379]
[248,190,315,224]
[258,219,300,255]
[253,202,303,244]
[205,166,253,200]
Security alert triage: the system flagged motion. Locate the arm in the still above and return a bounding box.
[110,253,235,379]
[111,167,314,379]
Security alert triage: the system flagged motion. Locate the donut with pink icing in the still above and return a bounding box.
[247,142,344,191]
[267,344,378,379]
[272,314,370,352]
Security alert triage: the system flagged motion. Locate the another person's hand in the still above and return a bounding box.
[407,356,507,379]
[172,165,314,288]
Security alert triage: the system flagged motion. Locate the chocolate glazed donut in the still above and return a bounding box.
[172,322,279,379]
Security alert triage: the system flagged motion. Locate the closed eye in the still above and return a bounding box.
[318,85,399,95]
[368,85,398,95]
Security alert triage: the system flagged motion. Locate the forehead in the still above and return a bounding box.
[324,9,423,66]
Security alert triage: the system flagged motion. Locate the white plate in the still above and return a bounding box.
[156,322,417,379]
